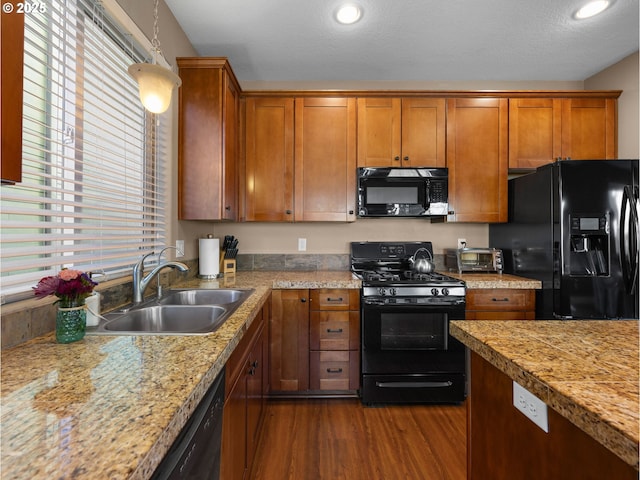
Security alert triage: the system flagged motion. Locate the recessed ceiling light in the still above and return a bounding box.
[574,0,611,19]
[335,4,362,24]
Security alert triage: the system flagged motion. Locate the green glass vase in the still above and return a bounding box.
[56,305,86,343]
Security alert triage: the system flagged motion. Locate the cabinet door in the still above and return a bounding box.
[270,289,310,392]
[246,325,264,473]
[244,97,295,221]
[1,9,24,184]
[357,98,402,167]
[221,371,247,480]
[177,59,240,220]
[446,98,508,223]
[294,97,357,222]
[401,98,446,167]
[561,98,617,160]
[509,98,562,170]
[221,71,239,220]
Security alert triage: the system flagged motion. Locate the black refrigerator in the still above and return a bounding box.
[490,159,639,320]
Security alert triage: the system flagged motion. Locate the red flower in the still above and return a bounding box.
[33,269,97,307]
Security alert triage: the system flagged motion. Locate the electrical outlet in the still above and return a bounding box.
[457,238,467,249]
[175,240,185,257]
[513,381,549,433]
[298,238,307,251]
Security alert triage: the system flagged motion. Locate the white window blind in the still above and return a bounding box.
[0,0,167,301]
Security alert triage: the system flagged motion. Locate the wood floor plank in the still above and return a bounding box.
[251,399,467,480]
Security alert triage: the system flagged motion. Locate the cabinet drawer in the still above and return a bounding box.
[467,289,535,311]
[309,351,359,391]
[309,311,359,350]
[310,289,359,311]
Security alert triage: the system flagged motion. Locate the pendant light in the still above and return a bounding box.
[128,0,181,114]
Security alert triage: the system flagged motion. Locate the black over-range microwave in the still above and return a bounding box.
[357,167,449,217]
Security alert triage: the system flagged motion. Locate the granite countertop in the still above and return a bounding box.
[450,320,639,470]
[0,271,357,480]
[1,269,539,479]
[447,272,542,289]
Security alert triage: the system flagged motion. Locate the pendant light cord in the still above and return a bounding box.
[151,0,161,63]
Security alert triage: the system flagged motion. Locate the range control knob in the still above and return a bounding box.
[441,287,450,296]
[378,288,387,296]
[431,288,439,296]
[389,288,397,296]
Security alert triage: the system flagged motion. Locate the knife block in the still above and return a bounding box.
[220,251,236,275]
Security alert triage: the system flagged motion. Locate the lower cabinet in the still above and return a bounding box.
[468,352,636,480]
[270,288,360,396]
[466,288,535,320]
[221,300,268,480]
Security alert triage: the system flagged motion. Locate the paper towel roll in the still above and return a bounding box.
[199,237,220,278]
[85,292,101,327]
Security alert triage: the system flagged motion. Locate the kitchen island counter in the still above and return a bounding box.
[450,319,639,471]
[0,270,355,480]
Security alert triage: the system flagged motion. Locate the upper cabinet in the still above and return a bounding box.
[509,97,617,170]
[294,97,357,222]
[177,58,240,220]
[244,97,295,222]
[243,96,357,222]
[357,98,446,167]
[1,10,24,184]
[446,98,509,223]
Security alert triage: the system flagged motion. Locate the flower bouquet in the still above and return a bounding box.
[34,269,97,343]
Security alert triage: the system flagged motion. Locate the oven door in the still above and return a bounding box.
[360,299,466,404]
[361,299,465,376]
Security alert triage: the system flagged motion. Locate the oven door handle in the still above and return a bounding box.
[375,381,453,389]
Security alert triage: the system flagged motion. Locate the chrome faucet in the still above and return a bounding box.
[132,248,189,304]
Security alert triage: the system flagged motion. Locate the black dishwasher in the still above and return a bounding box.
[151,369,225,480]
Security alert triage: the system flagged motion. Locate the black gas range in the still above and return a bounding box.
[351,241,467,405]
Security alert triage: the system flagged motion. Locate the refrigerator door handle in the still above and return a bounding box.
[620,185,639,294]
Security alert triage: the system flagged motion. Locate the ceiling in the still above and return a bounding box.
[165,0,639,83]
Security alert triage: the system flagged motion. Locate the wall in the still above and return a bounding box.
[585,51,639,158]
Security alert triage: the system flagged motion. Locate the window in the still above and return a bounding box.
[0,0,167,301]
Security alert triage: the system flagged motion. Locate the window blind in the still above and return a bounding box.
[0,0,167,301]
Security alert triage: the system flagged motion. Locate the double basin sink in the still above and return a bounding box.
[89,289,254,335]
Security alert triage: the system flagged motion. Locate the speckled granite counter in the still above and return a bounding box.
[450,320,639,469]
[0,271,356,480]
[447,272,542,289]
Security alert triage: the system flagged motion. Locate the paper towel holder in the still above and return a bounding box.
[199,234,221,279]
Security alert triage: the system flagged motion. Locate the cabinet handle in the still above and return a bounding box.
[326,328,344,333]
[348,210,354,215]
[326,368,343,373]
[225,206,231,211]
[394,156,400,161]
[326,297,343,302]
[491,298,510,302]
[403,156,409,161]
[286,209,292,214]
[301,298,307,303]
[252,360,259,368]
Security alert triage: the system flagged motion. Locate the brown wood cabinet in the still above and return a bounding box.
[244,97,295,221]
[468,352,636,480]
[309,289,360,392]
[294,97,357,222]
[466,288,535,320]
[242,96,356,222]
[509,97,617,170]
[446,98,508,223]
[221,300,268,480]
[270,288,360,395]
[1,7,24,184]
[177,58,240,220]
[270,289,310,392]
[356,98,446,167]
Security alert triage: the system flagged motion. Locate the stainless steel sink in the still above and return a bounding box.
[158,288,253,305]
[100,305,229,334]
[88,288,255,336]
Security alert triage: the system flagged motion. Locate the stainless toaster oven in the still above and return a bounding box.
[445,248,504,274]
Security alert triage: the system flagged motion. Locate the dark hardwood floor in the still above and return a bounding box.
[251,398,467,480]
